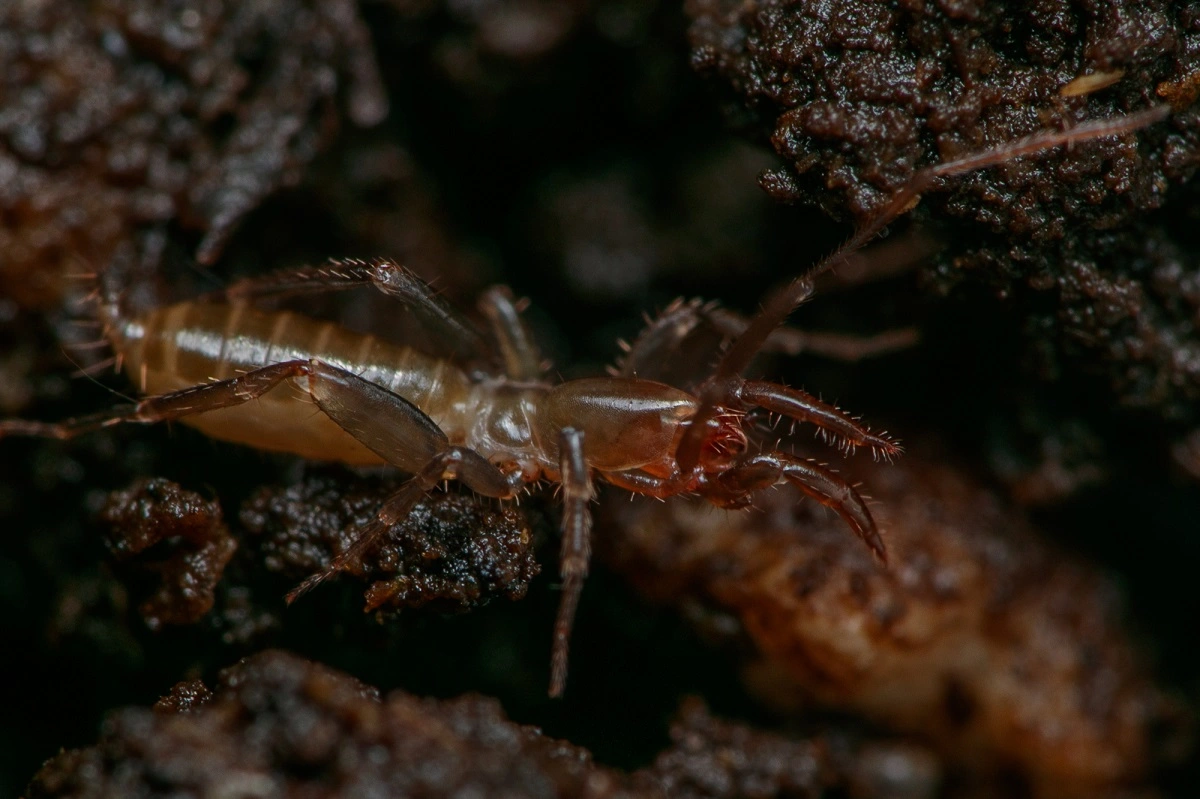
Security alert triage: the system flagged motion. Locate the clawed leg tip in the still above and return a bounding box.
[854,532,888,565]
[284,575,325,605]
[871,439,903,462]
[549,652,570,699]
[547,669,567,699]
[855,526,889,567]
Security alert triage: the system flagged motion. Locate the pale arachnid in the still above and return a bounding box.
[0,106,1166,696]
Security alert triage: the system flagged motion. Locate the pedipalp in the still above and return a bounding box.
[706,451,885,563]
[736,381,901,462]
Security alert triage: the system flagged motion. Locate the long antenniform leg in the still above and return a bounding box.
[674,105,1171,474]
[551,427,594,698]
[614,297,915,390]
[213,258,494,365]
[706,308,919,363]
[0,360,314,439]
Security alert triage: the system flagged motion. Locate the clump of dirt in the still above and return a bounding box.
[952,219,1200,422]
[0,0,385,307]
[99,477,236,629]
[26,649,945,799]
[240,472,540,612]
[87,470,540,640]
[687,0,1197,236]
[686,0,1200,424]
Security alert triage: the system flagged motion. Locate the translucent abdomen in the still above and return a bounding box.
[117,301,477,465]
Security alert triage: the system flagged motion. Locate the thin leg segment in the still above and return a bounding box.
[0,408,136,440]
[615,298,726,388]
[709,452,885,562]
[616,299,915,390]
[705,308,918,362]
[478,286,546,381]
[0,360,311,440]
[215,258,492,365]
[550,427,594,698]
[777,455,885,563]
[285,451,460,603]
[0,355,524,610]
[286,361,522,600]
[737,381,902,460]
[601,468,684,498]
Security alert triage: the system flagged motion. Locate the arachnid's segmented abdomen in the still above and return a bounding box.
[115,300,546,466]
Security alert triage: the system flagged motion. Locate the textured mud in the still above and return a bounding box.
[687,0,1200,423]
[26,650,944,799]
[0,0,384,307]
[99,478,236,629]
[687,0,1198,235]
[602,453,1192,798]
[91,471,539,635]
[239,473,540,613]
[954,219,1200,423]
